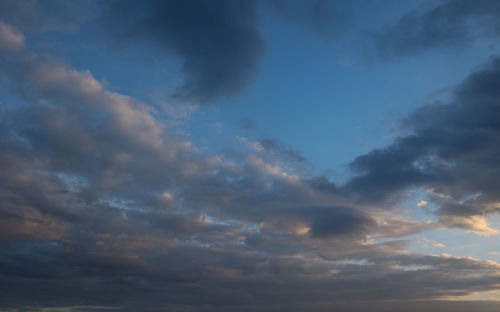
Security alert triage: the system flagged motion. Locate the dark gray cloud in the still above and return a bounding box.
[291,206,376,238]
[101,0,265,104]
[2,237,500,311]
[374,0,500,58]
[343,56,500,234]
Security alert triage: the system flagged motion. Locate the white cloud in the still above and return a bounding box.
[417,200,428,207]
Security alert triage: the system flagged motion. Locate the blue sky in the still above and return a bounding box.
[2,1,500,311]
[26,0,500,176]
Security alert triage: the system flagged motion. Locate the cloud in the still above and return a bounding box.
[0,18,378,290]
[99,0,355,104]
[267,206,377,238]
[374,0,500,58]
[0,21,24,51]
[343,56,500,233]
[417,237,447,249]
[100,0,265,104]
[1,20,500,311]
[433,242,446,248]
[440,215,499,236]
[417,200,428,207]
[375,217,437,238]
[259,138,306,163]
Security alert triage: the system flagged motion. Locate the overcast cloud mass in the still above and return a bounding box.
[1,0,500,311]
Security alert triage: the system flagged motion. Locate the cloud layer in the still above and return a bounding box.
[1,2,500,310]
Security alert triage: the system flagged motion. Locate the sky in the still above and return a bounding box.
[1,0,500,311]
